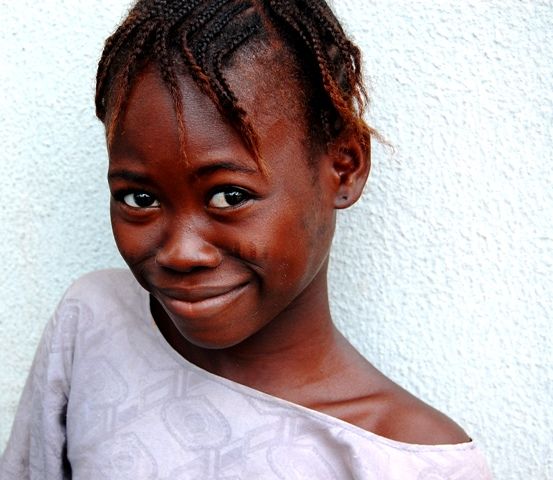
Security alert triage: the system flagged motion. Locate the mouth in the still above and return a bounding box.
[155,282,249,319]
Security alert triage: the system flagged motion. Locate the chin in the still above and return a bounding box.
[175,325,255,351]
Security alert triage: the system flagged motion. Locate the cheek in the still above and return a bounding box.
[110,211,159,265]
[228,238,269,265]
[262,202,333,284]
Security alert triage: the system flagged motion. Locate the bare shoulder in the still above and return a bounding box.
[373,385,471,445]
[322,337,471,446]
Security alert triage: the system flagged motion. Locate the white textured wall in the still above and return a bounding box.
[1,1,551,478]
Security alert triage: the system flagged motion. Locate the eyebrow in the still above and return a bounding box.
[194,162,258,177]
[107,161,259,184]
[107,170,150,183]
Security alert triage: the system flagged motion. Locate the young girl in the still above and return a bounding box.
[1,0,492,478]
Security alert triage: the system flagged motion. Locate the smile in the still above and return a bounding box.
[156,283,249,319]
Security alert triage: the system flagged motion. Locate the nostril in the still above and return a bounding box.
[154,256,215,274]
[155,234,223,273]
[154,255,193,272]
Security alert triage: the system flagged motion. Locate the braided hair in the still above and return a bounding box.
[96,0,376,166]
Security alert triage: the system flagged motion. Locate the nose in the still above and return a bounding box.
[155,220,222,273]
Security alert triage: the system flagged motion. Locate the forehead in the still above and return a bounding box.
[110,67,242,164]
[109,60,312,177]
[225,41,308,132]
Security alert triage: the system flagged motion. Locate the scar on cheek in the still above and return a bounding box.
[246,242,259,260]
[230,241,265,261]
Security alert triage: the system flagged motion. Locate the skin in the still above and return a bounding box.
[107,58,470,445]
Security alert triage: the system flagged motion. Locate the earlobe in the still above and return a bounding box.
[331,135,370,209]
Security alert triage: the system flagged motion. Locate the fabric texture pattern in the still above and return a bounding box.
[0,269,493,479]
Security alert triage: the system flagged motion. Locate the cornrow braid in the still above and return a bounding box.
[185,0,228,37]
[104,21,158,147]
[191,2,251,64]
[96,0,377,167]
[149,1,205,158]
[96,15,148,120]
[309,1,368,110]
[265,0,373,152]
[211,20,263,161]
[265,0,337,141]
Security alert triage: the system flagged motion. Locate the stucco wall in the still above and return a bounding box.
[1,1,551,478]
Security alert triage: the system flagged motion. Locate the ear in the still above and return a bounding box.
[329,133,371,209]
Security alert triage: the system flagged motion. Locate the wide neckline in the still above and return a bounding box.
[129,270,476,453]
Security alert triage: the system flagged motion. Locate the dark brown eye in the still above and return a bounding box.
[209,187,251,209]
[122,192,160,208]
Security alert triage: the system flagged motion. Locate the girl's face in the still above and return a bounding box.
[107,63,340,349]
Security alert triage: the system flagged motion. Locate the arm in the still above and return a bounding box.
[0,298,75,480]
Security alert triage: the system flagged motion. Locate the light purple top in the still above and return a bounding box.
[1,269,492,479]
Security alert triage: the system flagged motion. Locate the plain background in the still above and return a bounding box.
[1,1,551,478]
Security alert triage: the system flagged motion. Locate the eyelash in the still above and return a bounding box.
[114,190,160,209]
[207,186,253,210]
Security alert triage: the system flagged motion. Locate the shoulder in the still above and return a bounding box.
[64,268,137,298]
[61,268,143,308]
[42,268,149,359]
[323,342,471,446]
[52,268,144,327]
[374,387,471,445]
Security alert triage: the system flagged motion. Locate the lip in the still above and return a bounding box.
[156,282,249,319]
